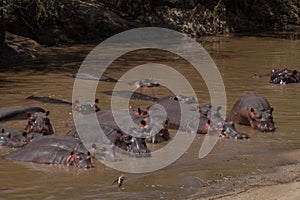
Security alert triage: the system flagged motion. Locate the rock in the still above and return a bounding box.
[0,32,43,66]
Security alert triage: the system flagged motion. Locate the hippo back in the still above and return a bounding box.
[4,135,92,167]
[155,97,209,133]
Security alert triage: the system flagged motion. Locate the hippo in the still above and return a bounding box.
[154,96,249,139]
[4,135,93,168]
[66,123,122,160]
[220,121,249,139]
[129,79,160,88]
[270,68,300,84]
[227,93,275,132]
[0,126,27,148]
[26,95,72,105]
[154,97,210,134]
[102,90,158,101]
[67,111,154,158]
[252,68,300,84]
[145,127,170,143]
[67,73,118,82]
[158,94,197,104]
[0,106,45,122]
[73,99,100,114]
[24,111,55,135]
[199,105,249,139]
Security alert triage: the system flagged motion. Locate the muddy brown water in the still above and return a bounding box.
[0,35,299,199]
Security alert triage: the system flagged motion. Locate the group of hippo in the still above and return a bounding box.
[0,74,277,169]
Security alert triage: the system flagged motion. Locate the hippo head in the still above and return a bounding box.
[249,107,275,132]
[66,151,93,168]
[128,137,151,157]
[25,111,55,135]
[146,128,170,143]
[270,69,300,84]
[117,134,151,157]
[0,130,13,147]
[221,121,249,139]
[0,129,27,148]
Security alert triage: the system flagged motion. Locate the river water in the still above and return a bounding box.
[0,35,299,199]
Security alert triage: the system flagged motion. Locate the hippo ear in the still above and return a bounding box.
[45,111,50,116]
[3,132,11,139]
[249,108,256,118]
[293,70,298,75]
[26,112,32,118]
[270,107,274,113]
[22,132,28,137]
[1,128,4,133]
[207,119,211,125]
[216,106,222,111]
[228,121,234,126]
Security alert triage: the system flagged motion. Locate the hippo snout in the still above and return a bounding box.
[258,122,275,132]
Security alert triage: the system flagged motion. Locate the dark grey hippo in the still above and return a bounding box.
[26,95,72,105]
[129,79,160,88]
[67,111,154,158]
[159,94,197,104]
[154,96,249,139]
[199,105,249,139]
[270,68,300,84]
[102,90,158,101]
[154,97,210,134]
[24,111,55,135]
[220,121,249,139]
[67,73,118,82]
[252,68,300,84]
[66,123,122,161]
[227,93,275,132]
[4,135,93,168]
[0,106,45,122]
[0,126,27,148]
[73,99,100,115]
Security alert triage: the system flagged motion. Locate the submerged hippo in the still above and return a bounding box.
[67,110,156,158]
[227,93,275,132]
[270,68,300,84]
[4,135,93,168]
[24,111,55,135]
[129,79,160,88]
[0,126,27,148]
[252,68,300,84]
[220,121,249,139]
[158,94,197,104]
[0,106,45,122]
[199,105,249,139]
[154,96,249,139]
[102,90,158,101]
[26,95,72,105]
[73,99,100,114]
[155,97,210,134]
[67,73,118,82]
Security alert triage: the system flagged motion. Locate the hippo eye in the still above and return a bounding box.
[256,114,262,119]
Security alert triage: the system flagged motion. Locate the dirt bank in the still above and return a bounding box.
[188,149,300,199]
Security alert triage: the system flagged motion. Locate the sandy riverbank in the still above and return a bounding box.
[188,149,300,199]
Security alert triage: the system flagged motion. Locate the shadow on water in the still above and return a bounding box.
[0,44,96,74]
